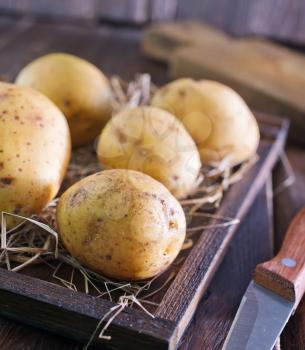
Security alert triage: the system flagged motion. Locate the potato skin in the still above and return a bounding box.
[57,169,186,281]
[97,106,201,199]
[151,79,260,166]
[15,53,112,147]
[0,82,71,228]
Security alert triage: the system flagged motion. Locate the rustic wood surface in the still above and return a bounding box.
[2,0,305,45]
[176,0,305,45]
[255,206,305,305]
[0,0,178,23]
[0,1,96,20]
[180,176,274,350]
[0,267,177,350]
[0,16,304,350]
[273,147,305,350]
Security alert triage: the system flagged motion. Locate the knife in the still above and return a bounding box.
[222,206,305,350]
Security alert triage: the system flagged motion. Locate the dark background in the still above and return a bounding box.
[1,0,305,45]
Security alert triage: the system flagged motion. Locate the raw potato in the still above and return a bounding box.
[97,106,201,199]
[0,82,71,228]
[15,53,112,147]
[57,169,186,280]
[151,79,260,166]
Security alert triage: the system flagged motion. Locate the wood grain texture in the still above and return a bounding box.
[0,17,33,63]
[96,0,178,23]
[96,0,149,23]
[141,21,229,62]
[0,21,167,86]
[273,146,305,350]
[179,177,274,349]
[0,268,177,349]
[177,0,305,45]
[0,0,96,19]
[273,147,305,251]
[255,207,305,305]
[0,0,178,23]
[282,297,305,350]
[176,0,252,35]
[3,0,305,44]
[141,21,305,143]
[247,0,305,45]
[0,318,79,350]
[150,0,178,21]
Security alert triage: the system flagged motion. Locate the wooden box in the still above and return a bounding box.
[0,113,288,349]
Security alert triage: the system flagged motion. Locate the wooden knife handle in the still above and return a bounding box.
[254,206,305,307]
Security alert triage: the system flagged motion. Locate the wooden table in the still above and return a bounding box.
[0,15,304,350]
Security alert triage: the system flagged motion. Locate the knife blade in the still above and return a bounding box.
[222,206,305,350]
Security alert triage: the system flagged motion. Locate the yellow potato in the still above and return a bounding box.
[57,169,186,280]
[0,82,71,228]
[15,53,112,147]
[97,106,201,199]
[151,79,260,166]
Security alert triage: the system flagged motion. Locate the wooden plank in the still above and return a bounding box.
[0,16,18,28]
[0,22,117,79]
[0,268,177,350]
[96,0,149,23]
[0,318,79,350]
[180,177,274,349]
[150,0,178,21]
[273,147,305,250]
[0,23,88,80]
[176,0,305,45]
[0,21,168,86]
[247,0,305,46]
[0,0,177,23]
[141,21,229,62]
[0,17,33,57]
[176,0,252,35]
[272,146,305,349]
[141,22,305,143]
[282,297,305,350]
[0,1,96,19]
[96,0,178,23]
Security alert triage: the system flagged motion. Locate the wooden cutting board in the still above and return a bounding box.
[141,21,305,144]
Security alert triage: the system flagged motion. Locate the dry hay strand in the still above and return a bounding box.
[110,74,157,113]
[0,210,58,272]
